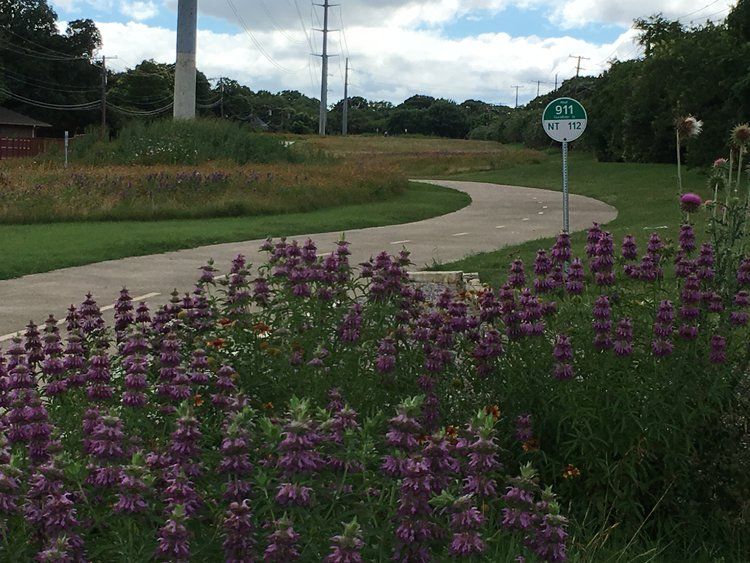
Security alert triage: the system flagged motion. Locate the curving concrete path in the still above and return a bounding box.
[0,180,617,337]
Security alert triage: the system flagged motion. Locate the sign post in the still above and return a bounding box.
[542,97,587,233]
[64,131,69,168]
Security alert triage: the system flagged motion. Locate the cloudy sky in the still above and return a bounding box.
[49,0,736,106]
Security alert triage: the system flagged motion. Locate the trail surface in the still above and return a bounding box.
[0,180,617,337]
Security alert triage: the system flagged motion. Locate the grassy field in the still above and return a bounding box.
[434,148,712,283]
[0,181,469,280]
[0,134,543,279]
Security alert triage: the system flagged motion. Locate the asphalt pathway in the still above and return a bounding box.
[0,180,617,338]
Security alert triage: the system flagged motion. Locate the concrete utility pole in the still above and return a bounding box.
[100,55,107,138]
[342,57,349,136]
[314,0,336,135]
[512,85,523,108]
[569,54,590,78]
[174,0,198,120]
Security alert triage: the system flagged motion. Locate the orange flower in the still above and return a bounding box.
[445,425,458,439]
[218,317,234,327]
[263,402,274,410]
[253,321,271,334]
[193,394,204,407]
[207,338,225,349]
[562,464,581,479]
[522,438,540,453]
[484,405,501,420]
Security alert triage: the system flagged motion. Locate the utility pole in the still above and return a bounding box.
[174,0,198,120]
[554,73,558,90]
[512,85,523,108]
[97,55,117,139]
[342,57,349,136]
[314,0,337,136]
[569,55,590,78]
[536,80,542,98]
[100,55,107,139]
[220,80,225,119]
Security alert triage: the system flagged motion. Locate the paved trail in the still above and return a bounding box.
[0,180,617,337]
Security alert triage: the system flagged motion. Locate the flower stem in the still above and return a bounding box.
[676,131,683,194]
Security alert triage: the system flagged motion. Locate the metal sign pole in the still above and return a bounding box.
[562,140,569,233]
[64,131,69,169]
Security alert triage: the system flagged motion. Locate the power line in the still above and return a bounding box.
[225,0,307,74]
[258,0,307,44]
[106,101,174,116]
[0,87,100,110]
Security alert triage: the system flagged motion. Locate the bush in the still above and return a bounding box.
[2,221,749,559]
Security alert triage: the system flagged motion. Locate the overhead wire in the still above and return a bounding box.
[258,0,307,45]
[0,87,100,110]
[225,0,308,74]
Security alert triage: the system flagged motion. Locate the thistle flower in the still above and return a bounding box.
[676,116,703,138]
[731,123,750,147]
[223,500,256,562]
[156,505,190,562]
[680,193,702,213]
[264,517,301,562]
[326,519,365,563]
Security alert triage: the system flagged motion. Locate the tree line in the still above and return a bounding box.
[2,0,749,166]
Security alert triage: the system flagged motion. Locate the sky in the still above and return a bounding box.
[48,0,737,107]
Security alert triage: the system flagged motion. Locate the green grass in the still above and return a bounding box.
[0,181,470,280]
[434,149,711,283]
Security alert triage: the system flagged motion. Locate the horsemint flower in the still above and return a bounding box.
[326,519,365,563]
[264,516,301,562]
[223,499,256,562]
[156,504,190,562]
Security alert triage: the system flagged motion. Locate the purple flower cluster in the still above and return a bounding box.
[552,335,574,380]
[652,300,675,357]
[591,296,613,351]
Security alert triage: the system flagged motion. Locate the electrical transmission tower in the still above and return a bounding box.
[174,0,198,119]
[314,0,338,136]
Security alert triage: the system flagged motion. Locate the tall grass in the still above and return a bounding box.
[70,119,300,165]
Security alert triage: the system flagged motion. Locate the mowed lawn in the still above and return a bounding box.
[0,181,469,280]
[435,149,712,283]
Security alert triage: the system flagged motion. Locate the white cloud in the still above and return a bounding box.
[120,1,160,22]
[99,20,641,107]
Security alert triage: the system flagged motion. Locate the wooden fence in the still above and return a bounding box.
[0,137,64,160]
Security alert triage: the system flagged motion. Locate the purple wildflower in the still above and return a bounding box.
[565,259,585,295]
[449,495,486,557]
[325,520,364,563]
[551,232,571,265]
[264,517,301,562]
[613,318,633,357]
[156,505,190,562]
[223,500,256,562]
[552,335,575,380]
[621,235,637,260]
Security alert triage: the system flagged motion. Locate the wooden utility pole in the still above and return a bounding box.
[314,0,337,135]
[512,85,523,108]
[569,54,590,78]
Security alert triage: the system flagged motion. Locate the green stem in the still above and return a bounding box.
[729,149,735,194]
[738,146,745,193]
[676,131,683,194]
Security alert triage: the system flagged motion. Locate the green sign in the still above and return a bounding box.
[542,97,587,142]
